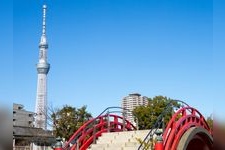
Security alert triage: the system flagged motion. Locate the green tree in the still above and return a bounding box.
[206,115,213,130]
[133,96,180,130]
[51,105,92,140]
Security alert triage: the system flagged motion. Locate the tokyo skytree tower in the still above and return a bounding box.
[35,4,50,130]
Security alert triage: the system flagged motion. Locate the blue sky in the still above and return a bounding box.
[0,0,13,108]
[213,0,225,121]
[1,0,224,119]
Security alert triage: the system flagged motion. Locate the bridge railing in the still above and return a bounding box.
[63,106,136,150]
[137,100,190,150]
[163,106,211,150]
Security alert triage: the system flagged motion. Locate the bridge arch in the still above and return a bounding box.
[163,106,213,150]
[60,102,213,150]
[63,107,136,150]
[177,126,213,150]
[138,100,213,150]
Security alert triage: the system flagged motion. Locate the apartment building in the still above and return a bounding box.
[121,93,148,125]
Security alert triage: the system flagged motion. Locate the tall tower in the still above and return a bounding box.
[35,4,50,130]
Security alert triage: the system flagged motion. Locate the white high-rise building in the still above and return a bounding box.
[35,4,50,130]
[121,93,148,125]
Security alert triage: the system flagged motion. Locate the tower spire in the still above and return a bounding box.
[42,5,47,35]
[39,4,48,49]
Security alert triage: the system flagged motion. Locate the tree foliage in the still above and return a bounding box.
[51,105,92,140]
[133,96,180,130]
[206,115,213,130]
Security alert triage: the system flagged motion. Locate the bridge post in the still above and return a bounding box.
[107,110,110,132]
[93,121,97,144]
[162,117,165,132]
[136,117,139,130]
[122,111,125,131]
[54,137,63,150]
[76,139,80,150]
[154,130,163,150]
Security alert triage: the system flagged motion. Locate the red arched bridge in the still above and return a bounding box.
[55,100,213,150]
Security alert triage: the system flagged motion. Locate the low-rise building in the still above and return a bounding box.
[13,103,55,150]
[13,103,35,127]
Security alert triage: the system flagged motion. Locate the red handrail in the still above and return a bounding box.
[63,113,136,150]
[163,106,211,150]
